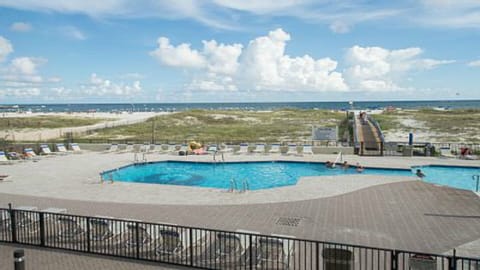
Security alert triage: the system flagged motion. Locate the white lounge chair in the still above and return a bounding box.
[151,144,164,153]
[89,215,120,241]
[56,216,86,240]
[140,143,151,153]
[178,144,189,153]
[122,143,134,153]
[219,143,234,153]
[0,151,13,165]
[301,144,314,155]
[121,220,161,251]
[207,144,218,154]
[236,143,249,155]
[106,144,118,152]
[40,144,55,155]
[69,143,82,153]
[24,148,40,160]
[268,144,281,154]
[439,147,456,158]
[167,144,178,154]
[156,225,207,257]
[252,144,266,154]
[55,143,69,155]
[257,234,295,269]
[286,144,298,155]
[14,206,39,228]
[215,231,252,264]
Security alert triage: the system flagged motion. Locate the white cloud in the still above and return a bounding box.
[150,37,206,68]
[329,21,350,34]
[153,28,348,93]
[0,36,14,62]
[416,0,480,28]
[345,45,454,91]
[468,60,480,67]
[0,87,41,98]
[81,73,142,96]
[10,57,46,75]
[10,22,32,32]
[61,26,87,40]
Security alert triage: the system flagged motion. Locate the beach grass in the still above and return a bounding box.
[80,109,345,143]
[375,108,480,142]
[0,116,109,130]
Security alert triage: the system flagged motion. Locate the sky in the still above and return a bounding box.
[0,0,479,104]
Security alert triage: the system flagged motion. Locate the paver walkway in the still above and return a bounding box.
[2,180,480,256]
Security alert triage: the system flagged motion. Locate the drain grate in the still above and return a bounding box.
[275,217,302,227]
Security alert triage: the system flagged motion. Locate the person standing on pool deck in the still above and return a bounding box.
[416,169,426,179]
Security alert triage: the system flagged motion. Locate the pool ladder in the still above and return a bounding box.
[229,178,250,193]
[213,151,225,163]
[134,152,147,164]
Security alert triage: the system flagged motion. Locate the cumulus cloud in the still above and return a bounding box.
[152,28,348,92]
[10,22,32,32]
[0,36,13,62]
[345,45,454,91]
[10,57,46,75]
[81,73,142,96]
[150,37,206,68]
[468,60,480,67]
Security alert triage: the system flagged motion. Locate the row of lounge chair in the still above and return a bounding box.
[1,207,294,268]
[105,143,315,156]
[0,143,82,163]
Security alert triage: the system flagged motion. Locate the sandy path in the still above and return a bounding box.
[0,112,171,141]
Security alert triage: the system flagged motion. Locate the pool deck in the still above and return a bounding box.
[1,151,480,263]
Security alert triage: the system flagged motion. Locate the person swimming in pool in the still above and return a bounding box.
[416,169,426,178]
[342,161,349,170]
[325,161,334,168]
[356,163,364,173]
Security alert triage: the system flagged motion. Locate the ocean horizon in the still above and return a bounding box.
[1,99,479,112]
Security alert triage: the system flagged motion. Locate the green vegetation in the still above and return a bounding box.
[374,108,480,142]
[80,109,345,143]
[0,116,109,130]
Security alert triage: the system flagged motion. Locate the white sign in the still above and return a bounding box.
[312,126,338,141]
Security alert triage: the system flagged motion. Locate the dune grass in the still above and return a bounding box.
[0,116,109,130]
[81,109,345,143]
[374,109,480,142]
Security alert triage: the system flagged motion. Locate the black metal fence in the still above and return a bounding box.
[1,206,479,270]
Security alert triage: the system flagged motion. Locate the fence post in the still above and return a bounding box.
[249,234,253,270]
[135,222,140,259]
[86,216,91,252]
[449,249,457,270]
[9,203,17,243]
[39,212,45,246]
[316,242,320,270]
[391,250,397,270]
[189,228,194,267]
[13,249,25,270]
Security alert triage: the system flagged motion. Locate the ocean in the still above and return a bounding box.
[1,100,479,112]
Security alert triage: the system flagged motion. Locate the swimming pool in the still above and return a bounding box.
[414,165,480,192]
[102,161,413,190]
[102,161,480,191]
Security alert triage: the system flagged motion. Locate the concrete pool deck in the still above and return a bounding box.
[1,151,480,257]
[1,151,478,205]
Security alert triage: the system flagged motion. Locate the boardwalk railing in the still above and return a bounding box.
[1,206,479,270]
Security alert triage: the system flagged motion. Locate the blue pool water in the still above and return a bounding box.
[103,161,414,190]
[103,161,480,191]
[414,165,480,191]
